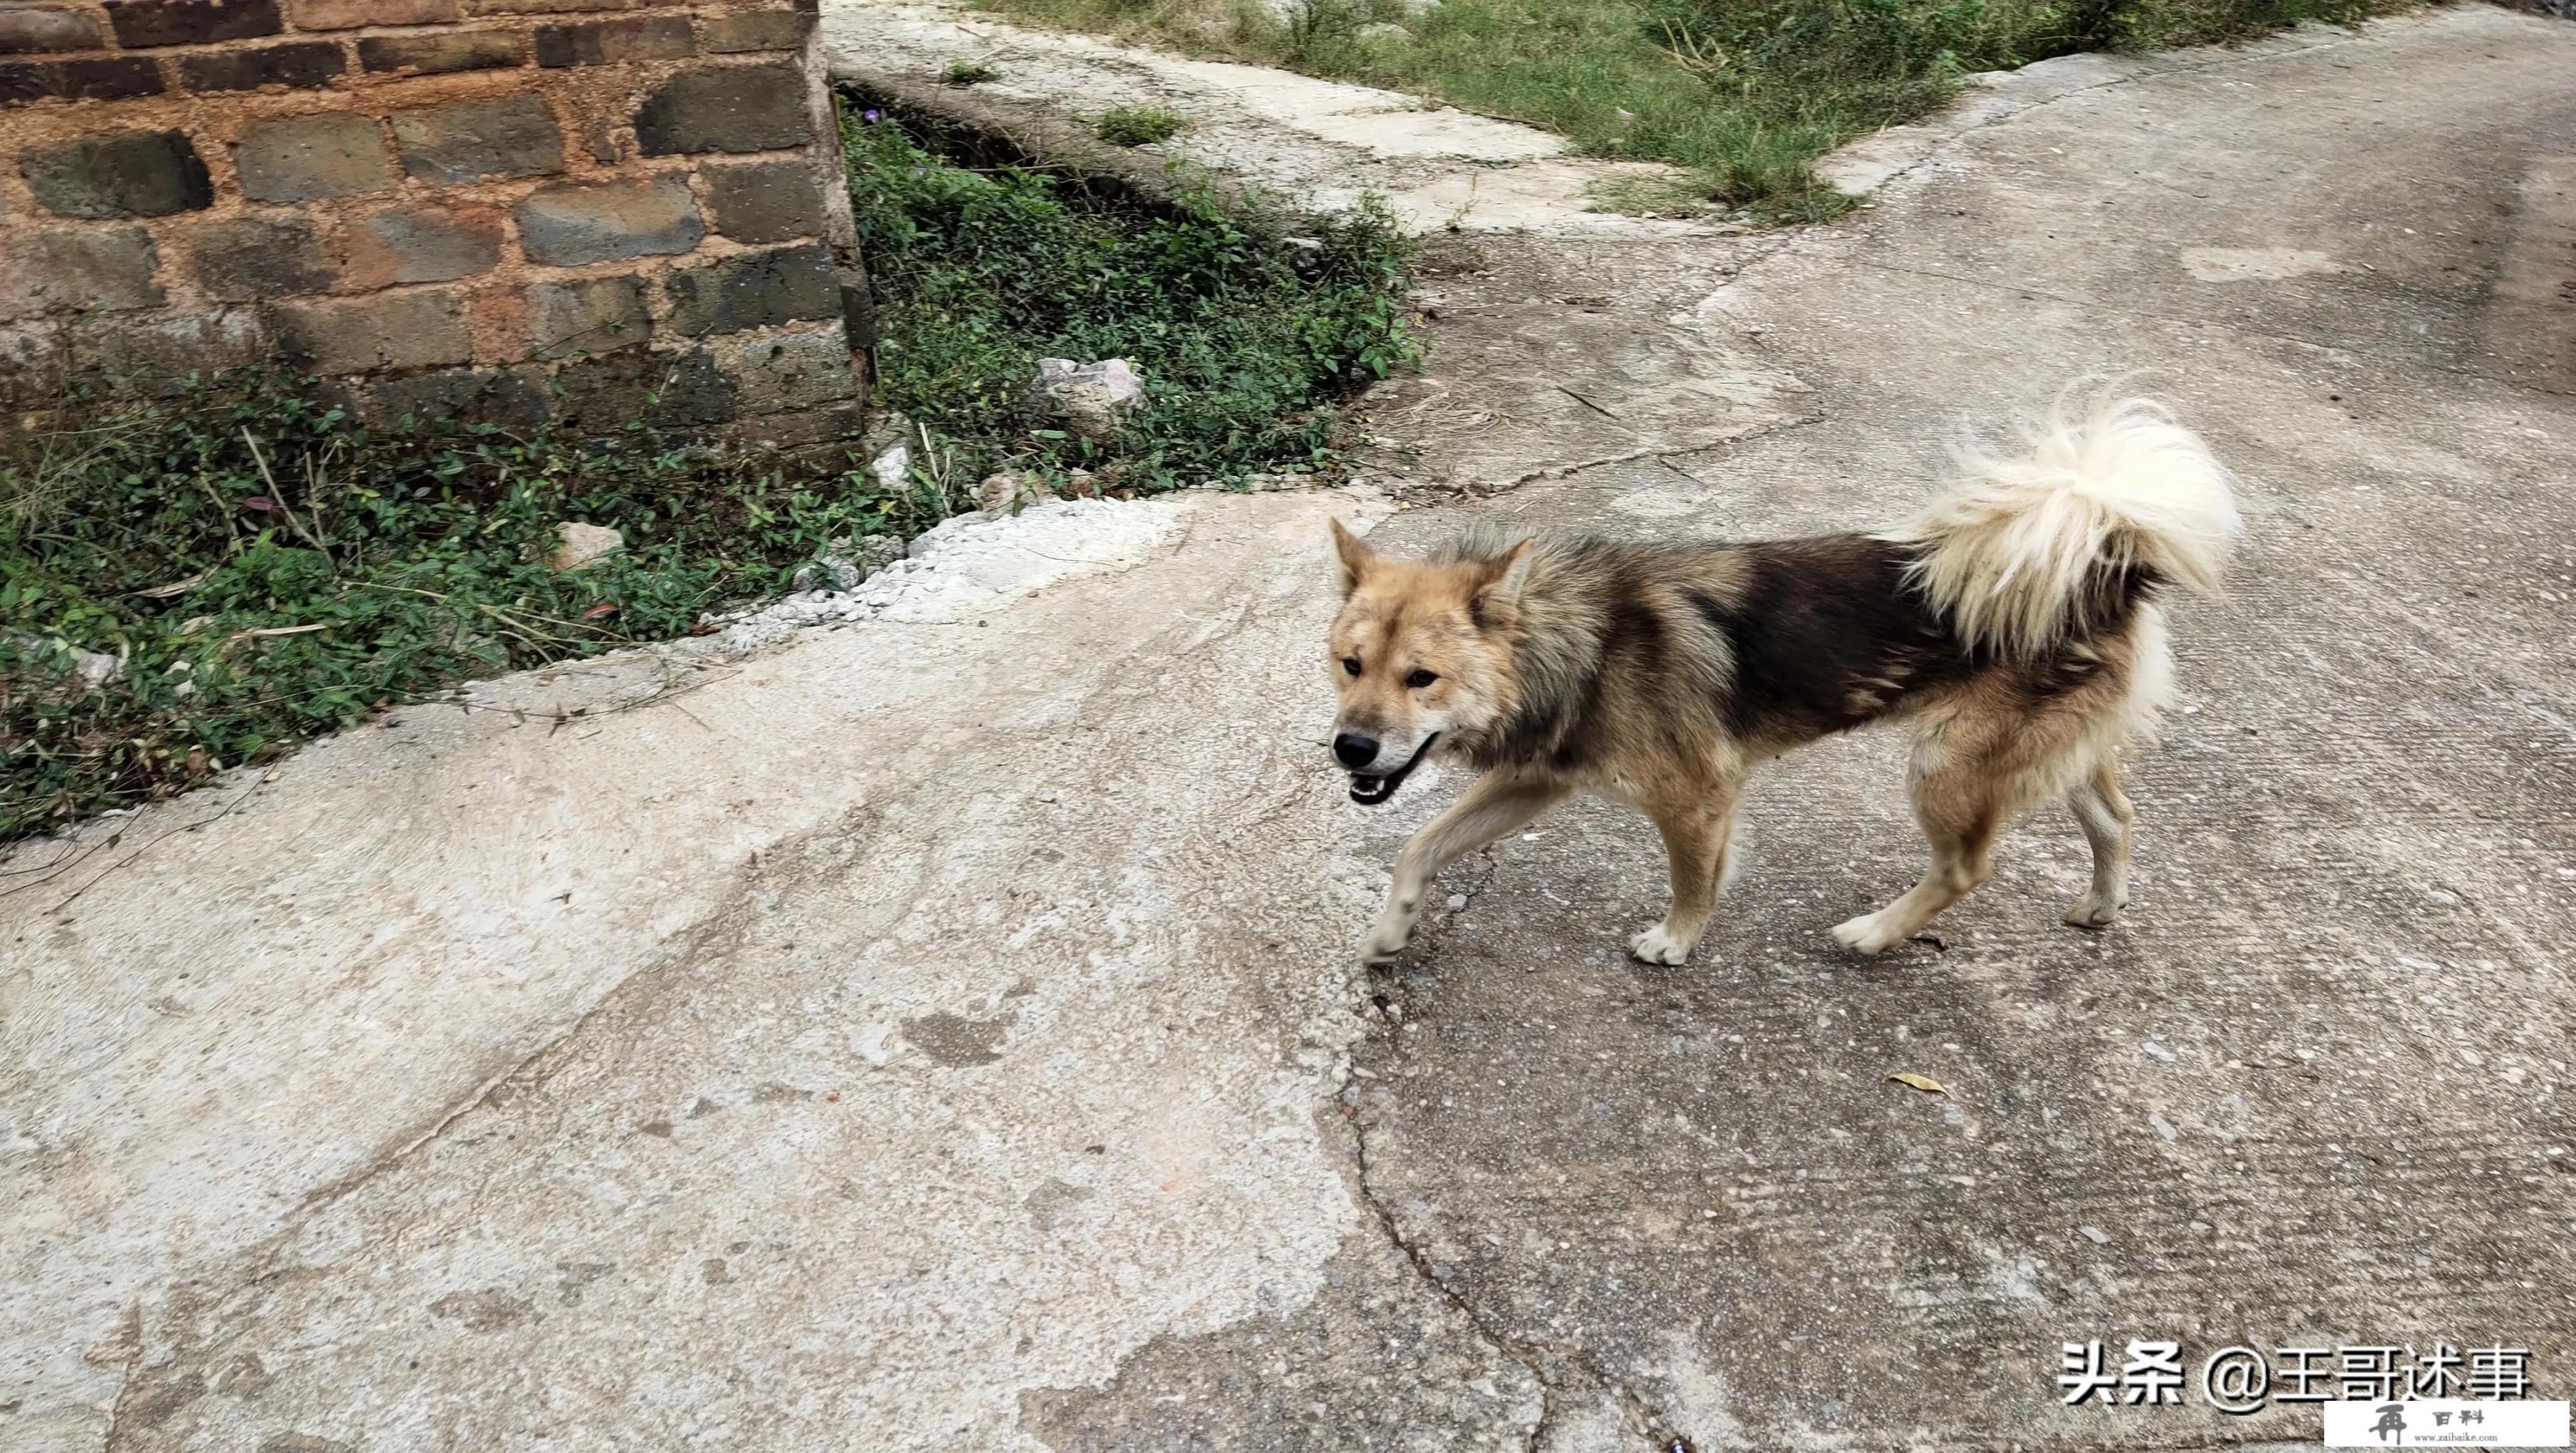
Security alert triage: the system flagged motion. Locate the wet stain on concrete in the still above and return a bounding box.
[427,1288,534,1332]
[904,1011,1010,1066]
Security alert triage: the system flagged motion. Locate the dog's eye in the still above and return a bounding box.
[1341,656,1361,676]
[1405,669,1439,689]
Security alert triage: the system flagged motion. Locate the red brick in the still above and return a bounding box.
[288,0,458,29]
[234,112,396,202]
[532,14,688,66]
[271,287,470,372]
[0,225,162,320]
[1,56,164,105]
[177,39,343,92]
[357,28,522,75]
[698,9,808,53]
[462,0,641,15]
[341,201,502,288]
[103,0,280,49]
[0,6,107,54]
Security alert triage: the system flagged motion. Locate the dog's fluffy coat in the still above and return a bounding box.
[1327,394,2239,963]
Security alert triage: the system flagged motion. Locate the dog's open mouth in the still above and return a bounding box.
[1347,734,1438,806]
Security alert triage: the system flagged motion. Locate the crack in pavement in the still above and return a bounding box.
[1478,410,1830,497]
[1346,1111,1696,1453]
[1342,845,1698,1453]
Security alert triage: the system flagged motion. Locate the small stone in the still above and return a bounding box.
[2080,1225,2111,1245]
[9,636,124,697]
[549,522,623,570]
[869,444,907,489]
[791,533,904,593]
[975,471,1051,514]
[1019,356,1142,441]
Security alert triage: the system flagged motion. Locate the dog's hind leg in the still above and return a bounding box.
[2063,757,2135,928]
[1832,760,2002,956]
[1364,770,1569,963]
[1631,781,1743,966]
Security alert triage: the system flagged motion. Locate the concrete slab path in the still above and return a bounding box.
[6,6,2574,1451]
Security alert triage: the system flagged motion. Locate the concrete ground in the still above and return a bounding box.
[817,0,1721,233]
[6,6,2575,1451]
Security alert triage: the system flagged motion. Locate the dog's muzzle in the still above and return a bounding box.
[1347,733,1438,806]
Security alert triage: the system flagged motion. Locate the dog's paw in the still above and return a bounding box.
[1361,921,1413,964]
[2063,892,2127,929]
[1830,911,1906,956]
[1629,923,1694,965]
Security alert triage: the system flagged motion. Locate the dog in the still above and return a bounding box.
[1325,393,2239,965]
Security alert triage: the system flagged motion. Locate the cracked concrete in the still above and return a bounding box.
[6,5,2576,1452]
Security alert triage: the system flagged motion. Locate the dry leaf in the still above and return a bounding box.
[1885,1072,1946,1094]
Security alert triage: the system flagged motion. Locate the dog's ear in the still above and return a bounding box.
[1328,518,1376,597]
[1466,538,1536,626]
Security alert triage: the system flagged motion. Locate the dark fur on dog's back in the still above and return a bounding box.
[1440,531,2159,777]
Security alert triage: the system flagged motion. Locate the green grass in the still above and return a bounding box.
[974,0,2417,218]
[1097,105,1190,144]
[1,107,1415,843]
[0,379,922,841]
[847,107,1413,490]
[941,57,1001,83]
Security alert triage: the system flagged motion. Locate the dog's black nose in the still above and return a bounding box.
[1333,732,1380,769]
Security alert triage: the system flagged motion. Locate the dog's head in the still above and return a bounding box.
[1324,518,1531,805]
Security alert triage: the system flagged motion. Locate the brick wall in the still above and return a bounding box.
[0,0,868,448]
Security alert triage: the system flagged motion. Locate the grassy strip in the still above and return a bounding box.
[847,107,1413,490]
[1,384,914,841]
[972,0,2417,218]
[1,110,1414,843]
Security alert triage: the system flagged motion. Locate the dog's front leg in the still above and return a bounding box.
[1365,771,1568,963]
[1631,788,1742,966]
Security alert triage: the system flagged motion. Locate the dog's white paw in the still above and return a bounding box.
[1830,912,1906,955]
[2064,892,2127,929]
[1629,923,1694,965]
[1361,919,1413,964]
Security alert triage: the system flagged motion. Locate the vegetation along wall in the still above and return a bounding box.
[0,0,869,444]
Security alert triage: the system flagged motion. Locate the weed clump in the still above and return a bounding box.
[940,57,1000,84]
[1096,105,1188,145]
[845,108,1413,490]
[0,382,913,841]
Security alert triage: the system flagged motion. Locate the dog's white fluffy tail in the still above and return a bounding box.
[1883,393,2239,658]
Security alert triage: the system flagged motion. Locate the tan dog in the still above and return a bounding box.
[1326,394,2238,965]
